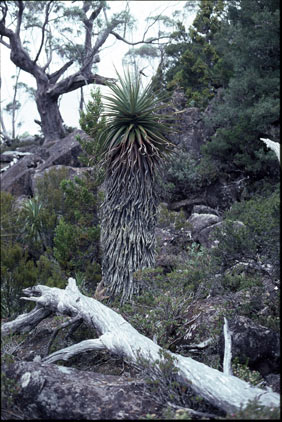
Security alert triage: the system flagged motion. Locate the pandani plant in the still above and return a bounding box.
[99,70,174,303]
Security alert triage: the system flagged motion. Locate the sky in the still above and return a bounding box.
[0,1,196,138]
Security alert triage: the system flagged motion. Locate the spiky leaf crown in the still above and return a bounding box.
[99,71,174,177]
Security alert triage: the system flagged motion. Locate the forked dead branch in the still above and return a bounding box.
[1,278,279,415]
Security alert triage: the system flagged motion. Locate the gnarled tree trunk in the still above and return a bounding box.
[35,89,66,143]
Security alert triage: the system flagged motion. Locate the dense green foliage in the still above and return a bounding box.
[202,0,280,182]
[1,243,38,318]
[78,88,107,176]
[153,0,229,108]
[212,188,280,277]
[0,170,102,318]
[0,93,106,317]
[153,0,280,193]
[160,150,219,202]
[53,177,102,285]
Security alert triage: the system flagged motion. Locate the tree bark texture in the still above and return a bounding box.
[101,170,157,303]
[1,278,279,414]
[35,89,66,142]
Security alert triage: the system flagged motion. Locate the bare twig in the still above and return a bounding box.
[33,1,53,65]
[110,30,170,46]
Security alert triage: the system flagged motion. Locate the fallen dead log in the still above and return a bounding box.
[1,278,280,414]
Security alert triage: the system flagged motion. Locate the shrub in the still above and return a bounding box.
[226,400,280,420]
[0,191,21,246]
[78,87,106,176]
[36,254,66,289]
[55,176,102,287]
[36,166,69,214]
[211,189,280,277]
[1,243,38,318]
[53,218,77,270]
[231,357,263,387]
[160,150,219,202]
[53,217,101,284]
[166,243,215,297]
[221,271,261,293]
[34,167,102,288]
[157,204,191,232]
[211,221,255,271]
[18,196,46,258]
[34,166,70,247]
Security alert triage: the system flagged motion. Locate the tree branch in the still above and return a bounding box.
[110,30,170,46]
[0,37,10,48]
[81,20,121,73]
[143,13,166,40]
[16,0,24,36]
[81,3,104,73]
[42,49,52,72]
[0,1,8,24]
[0,21,45,81]
[1,305,52,336]
[43,337,107,364]
[33,1,53,65]
[47,60,75,84]
[260,138,280,164]
[43,315,83,358]
[46,73,116,98]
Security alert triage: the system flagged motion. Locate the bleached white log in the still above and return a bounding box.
[1,306,51,336]
[2,278,279,414]
[43,338,107,363]
[260,138,280,163]
[223,317,233,376]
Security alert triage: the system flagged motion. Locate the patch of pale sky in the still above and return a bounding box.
[0,1,196,137]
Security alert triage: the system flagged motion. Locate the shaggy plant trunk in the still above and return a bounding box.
[98,71,173,304]
[101,167,157,303]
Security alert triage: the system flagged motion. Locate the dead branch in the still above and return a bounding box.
[223,317,233,376]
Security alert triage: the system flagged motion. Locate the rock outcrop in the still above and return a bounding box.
[188,211,222,248]
[0,153,43,196]
[0,129,88,197]
[218,315,280,375]
[35,129,84,172]
[2,361,161,420]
